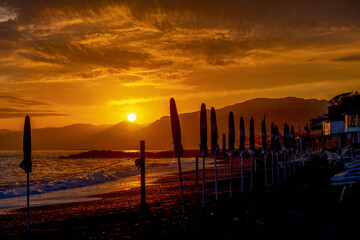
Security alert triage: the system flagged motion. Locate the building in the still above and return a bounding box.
[309,115,328,137]
[323,104,346,148]
[325,92,360,148]
[344,111,360,146]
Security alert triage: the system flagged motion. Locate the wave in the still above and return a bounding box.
[0,168,139,200]
[0,157,198,200]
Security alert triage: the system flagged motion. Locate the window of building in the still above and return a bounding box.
[345,114,357,127]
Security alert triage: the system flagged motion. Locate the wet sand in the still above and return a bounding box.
[1,156,359,239]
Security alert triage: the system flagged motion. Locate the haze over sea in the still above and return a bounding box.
[0,150,199,213]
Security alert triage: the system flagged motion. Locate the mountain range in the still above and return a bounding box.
[0,97,329,150]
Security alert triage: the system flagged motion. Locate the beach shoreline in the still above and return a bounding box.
[1,158,359,239]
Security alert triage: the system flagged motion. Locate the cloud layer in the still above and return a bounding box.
[0,0,359,126]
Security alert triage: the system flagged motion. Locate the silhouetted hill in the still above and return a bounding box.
[0,97,328,150]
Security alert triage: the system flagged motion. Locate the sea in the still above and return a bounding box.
[0,150,201,214]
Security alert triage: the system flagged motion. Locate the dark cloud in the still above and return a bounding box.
[0,95,69,119]
[2,0,360,31]
[333,54,360,62]
[0,95,49,106]
[0,107,69,119]
[0,0,359,82]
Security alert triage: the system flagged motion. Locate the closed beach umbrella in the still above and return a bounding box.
[228,112,235,196]
[228,112,235,155]
[290,125,295,150]
[286,124,290,150]
[283,123,288,151]
[20,115,32,173]
[211,108,219,155]
[200,103,208,158]
[240,117,245,155]
[249,117,256,188]
[249,118,255,155]
[262,116,268,187]
[275,125,280,152]
[19,115,32,231]
[222,133,226,157]
[211,107,219,200]
[170,98,183,158]
[270,122,275,184]
[170,98,185,213]
[200,103,207,207]
[275,125,280,183]
[261,117,267,154]
[271,123,275,152]
[290,125,296,173]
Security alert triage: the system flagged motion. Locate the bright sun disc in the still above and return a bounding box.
[127,113,136,122]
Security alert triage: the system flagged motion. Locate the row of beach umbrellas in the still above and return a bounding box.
[170,98,308,214]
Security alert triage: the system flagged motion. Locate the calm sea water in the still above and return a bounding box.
[0,150,199,213]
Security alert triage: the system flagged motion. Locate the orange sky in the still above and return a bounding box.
[1,0,360,130]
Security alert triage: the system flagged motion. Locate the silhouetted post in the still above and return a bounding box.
[277,153,280,183]
[271,123,275,185]
[202,158,205,206]
[195,155,199,185]
[250,156,253,190]
[200,103,208,207]
[291,126,296,174]
[26,172,30,230]
[222,134,226,183]
[19,116,32,231]
[140,140,146,208]
[177,156,184,213]
[211,108,219,201]
[284,150,287,180]
[249,118,255,190]
[287,125,291,177]
[275,125,280,183]
[228,113,235,197]
[283,124,288,180]
[261,117,267,188]
[240,116,245,193]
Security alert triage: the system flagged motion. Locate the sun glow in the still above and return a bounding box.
[127,113,137,122]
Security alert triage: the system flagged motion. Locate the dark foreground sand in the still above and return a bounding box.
[0,156,359,239]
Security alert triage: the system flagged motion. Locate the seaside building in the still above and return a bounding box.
[308,115,328,150]
[309,115,328,137]
[322,92,360,148]
[344,110,360,146]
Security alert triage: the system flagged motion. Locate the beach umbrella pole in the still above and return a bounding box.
[224,155,226,182]
[214,155,218,200]
[302,154,304,166]
[230,155,233,197]
[250,155,253,191]
[241,156,243,192]
[293,153,296,174]
[196,155,199,185]
[264,154,267,187]
[284,151,287,180]
[277,153,280,183]
[271,153,274,184]
[177,156,185,214]
[26,172,30,231]
[202,156,205,207]
[288,151,291,177]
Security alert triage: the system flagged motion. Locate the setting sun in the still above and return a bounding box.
[127,113,137,122]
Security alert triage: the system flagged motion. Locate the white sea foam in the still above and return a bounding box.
[0,151,201,212]
[0,168,139,199]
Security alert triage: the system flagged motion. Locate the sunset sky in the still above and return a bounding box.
[1,0,360,130]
